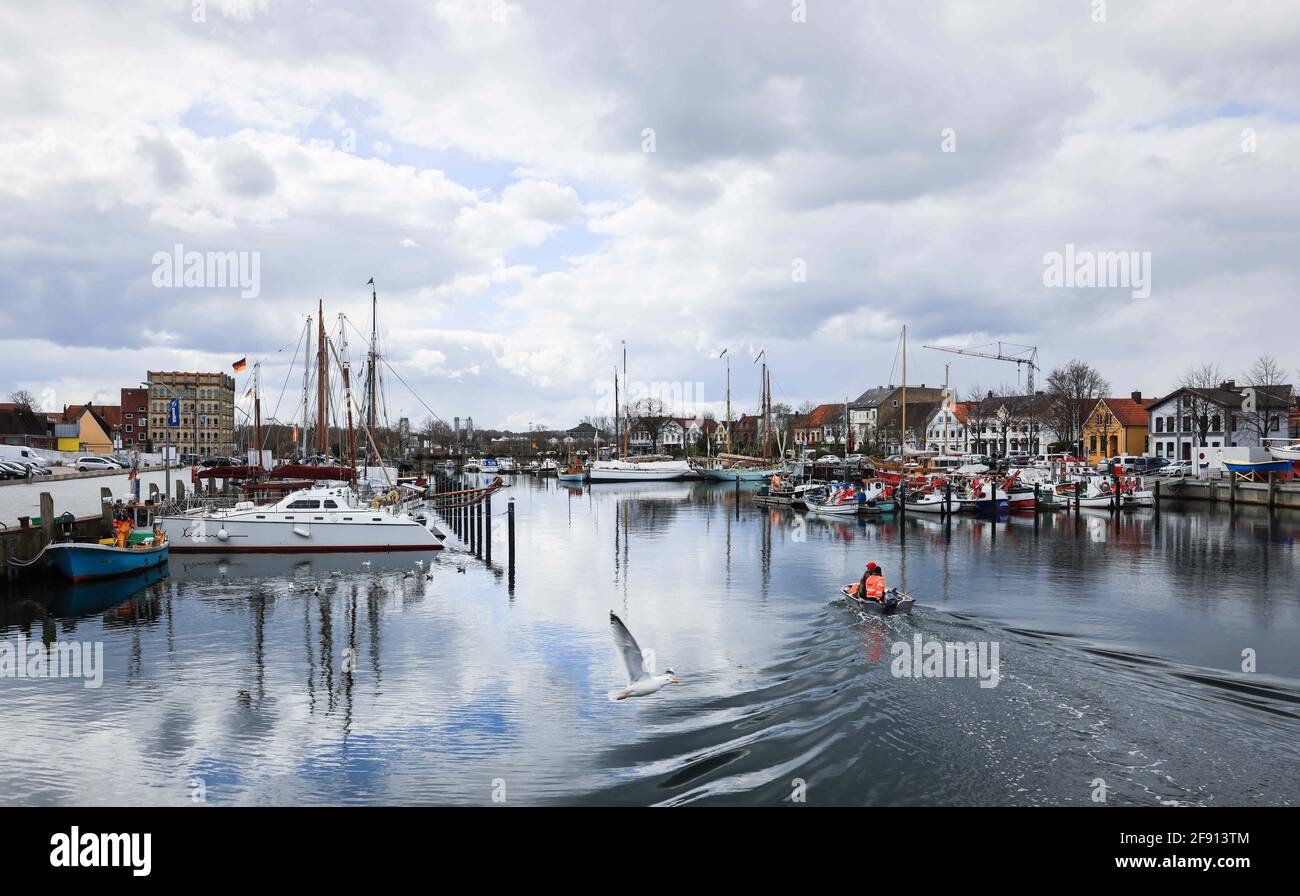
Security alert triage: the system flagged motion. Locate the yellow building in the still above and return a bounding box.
[59,404,114,453]
[1083,393,1154,463]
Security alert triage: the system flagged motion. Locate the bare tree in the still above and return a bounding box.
[1177,362,1227,447]
[964,385,993,455]
[8,389,35,409]
[1045,361,1109,456]
[1240,354,1289,446]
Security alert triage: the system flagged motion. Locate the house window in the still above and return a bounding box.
[1210,414,1221,431]
[1155,418,1163,433]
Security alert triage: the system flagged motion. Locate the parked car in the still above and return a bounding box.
[1096,455,1145,473]
[75,456,119,472]
[844,454,865,464]
[1006,453,1033,466]
[817,454,841,463]
[1152,459,1191,478]
[200,456,238,468]
[0,461,28,480]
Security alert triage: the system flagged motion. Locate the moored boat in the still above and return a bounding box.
[157,485,447,553]
[588,459,691,482]
[45,504,170,583]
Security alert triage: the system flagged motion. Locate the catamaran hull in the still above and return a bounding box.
[157,516,443,553]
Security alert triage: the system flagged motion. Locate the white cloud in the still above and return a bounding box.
[1,0,1298,429]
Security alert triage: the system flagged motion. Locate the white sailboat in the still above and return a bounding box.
[589,344,691,482]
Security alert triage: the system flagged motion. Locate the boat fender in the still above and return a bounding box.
[216,528,229,541]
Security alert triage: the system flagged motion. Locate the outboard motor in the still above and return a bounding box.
[59,511,76,541]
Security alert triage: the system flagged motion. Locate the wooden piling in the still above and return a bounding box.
[39,492,54,548]
[485,493,492,564]
[100,487,113,531]
[1267,471,1276,510]
[176,481,186,503]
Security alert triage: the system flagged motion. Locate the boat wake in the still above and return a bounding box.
[577,604,1300,806]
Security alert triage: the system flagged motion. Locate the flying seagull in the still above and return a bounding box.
[608,612,679,700]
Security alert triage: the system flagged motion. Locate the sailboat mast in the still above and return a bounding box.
[942,362,949,455]
[339,316,358,477]
[622,341,628,459]
[301,315,312,459]
[316,301,328,456]
[253,362,263,473]
[725,352,732,452]
[613,368,619,460]
[367,279,378,440]
[901,324,908,456]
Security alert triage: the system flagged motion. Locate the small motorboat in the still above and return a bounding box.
[556,461,588,483]
[804,483,862,516]
[904,489,950,514]
[840,584,914,615]
[1121,489,1155,508]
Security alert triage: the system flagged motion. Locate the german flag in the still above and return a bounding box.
[232,357,247,372]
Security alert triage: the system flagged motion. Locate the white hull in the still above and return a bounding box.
[905,495,949,513]
[589,460,691,482]
[1268,445,1300,462]
[805,498,860,516]
[158,486,442,553]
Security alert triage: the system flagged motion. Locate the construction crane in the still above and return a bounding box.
[923,342,1040,392]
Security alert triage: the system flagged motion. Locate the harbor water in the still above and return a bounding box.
[1,478,1297,805]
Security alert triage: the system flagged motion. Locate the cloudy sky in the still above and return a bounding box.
[2,0,1297,431]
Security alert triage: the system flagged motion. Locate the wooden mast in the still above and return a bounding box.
[338,316,358,479]
[316,300,328,455]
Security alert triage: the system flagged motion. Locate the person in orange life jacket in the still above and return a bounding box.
[850,562,888,603]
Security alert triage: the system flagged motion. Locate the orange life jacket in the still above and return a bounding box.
[865,574,886,599]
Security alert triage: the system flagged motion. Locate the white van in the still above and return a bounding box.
[0,445,49,468]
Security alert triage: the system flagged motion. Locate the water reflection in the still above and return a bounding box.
[0,481,1297,806]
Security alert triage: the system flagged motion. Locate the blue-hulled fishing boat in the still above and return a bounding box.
[45,503,169,583]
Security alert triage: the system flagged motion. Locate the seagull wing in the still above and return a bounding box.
[609,612,648,684]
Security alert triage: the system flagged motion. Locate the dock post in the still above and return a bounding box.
[1153,479,1161,516]
[1033,484,1040,532]
[1229,470,1237,508]
[1074,483,1080,517]
[1267,472,1277,510]
[176,481,185,503]
[945,479,952,515]
[100,486,113,531]
[485,493,492,564]
[40,492,54,549]
[475,501,483,557]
